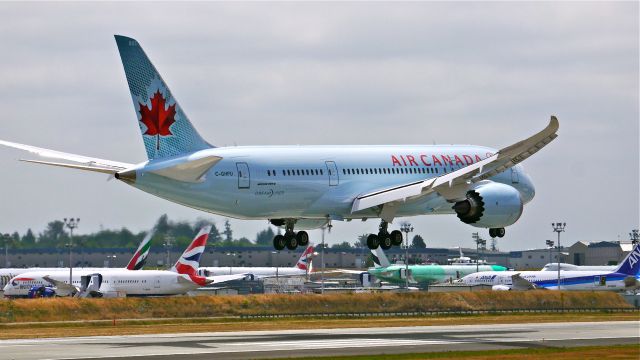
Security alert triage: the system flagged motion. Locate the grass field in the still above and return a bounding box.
[0,291,632,323]
[288,345,640,360]
[0,312,637,339]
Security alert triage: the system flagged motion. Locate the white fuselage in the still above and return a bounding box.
[3,269,198,297]
[461,270,632,291]
[198,266,306,279]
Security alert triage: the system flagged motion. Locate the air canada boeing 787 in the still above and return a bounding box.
[0,35,559,251]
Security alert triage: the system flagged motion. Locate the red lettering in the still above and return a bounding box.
[454,155,464,166]
[432,155,442,166]
[463,155,473,165]
[406,155,419,166]
[391,155,402,166]
[400,155,407,166]
[475,154,482,162]
[441,155,453,166]
[420,154,431,166]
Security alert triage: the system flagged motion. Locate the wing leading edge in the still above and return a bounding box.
[351,116,560,221]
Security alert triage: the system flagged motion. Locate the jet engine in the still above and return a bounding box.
[491,285,512,291]
[452,182,523,229]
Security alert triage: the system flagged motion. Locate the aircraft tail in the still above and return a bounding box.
[171,226,211,286]
[295,245,315,271]
[370,247,391,268]
[614,245,640,276]
[114,35,213,160]
[125,228,155,270]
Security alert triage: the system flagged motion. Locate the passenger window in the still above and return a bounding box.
[320,169,323,175]
[306,169,310,175]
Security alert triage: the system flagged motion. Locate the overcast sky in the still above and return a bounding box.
[0,2,637,251]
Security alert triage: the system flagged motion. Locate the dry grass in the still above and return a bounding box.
[0,291,631,323]
[0,312,637,340]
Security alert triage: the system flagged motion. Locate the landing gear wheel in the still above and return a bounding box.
[390,230,403,246]
[379,232,392,250]
[273,235,286,250]
[496,228,505,238]
[489,228,496,238]
[367,234,380,249]
[285,233,298,250]
[296,231,309,246]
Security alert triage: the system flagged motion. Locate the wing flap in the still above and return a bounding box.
[351,116,559,214]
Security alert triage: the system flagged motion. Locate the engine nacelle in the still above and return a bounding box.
[452,182,523,229]
[492,285,512,291]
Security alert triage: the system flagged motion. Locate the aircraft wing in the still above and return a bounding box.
[207,274,253,284]
[0,140,133,174]
[510,273,537,290]
[351,116,559,221]
[43,275,79,296]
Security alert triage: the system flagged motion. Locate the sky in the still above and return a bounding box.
[0,2,637,251]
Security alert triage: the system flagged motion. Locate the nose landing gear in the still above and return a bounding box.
[489,228,505,238]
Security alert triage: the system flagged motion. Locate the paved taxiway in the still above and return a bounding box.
[1,321,638,360]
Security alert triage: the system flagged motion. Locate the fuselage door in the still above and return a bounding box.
[236,162,250,189]
[325,161,339,186]
[511,167,520,184]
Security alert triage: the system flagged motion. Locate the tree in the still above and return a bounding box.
[357,234,369,248]
[411,234,426,248]
[331,241,353,250]
[21,229,36,246]
[39,220,66,248]
[256,227,275,246]
[155,214,170,235]
[223,219,233,242]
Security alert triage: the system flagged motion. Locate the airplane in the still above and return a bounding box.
[459,245,640,291]
[365,247,507,285]
[3,226,246,297]
[0,35,558,252]
[0,228,154,290]
[540,263,616,272]
[198,245,314,279]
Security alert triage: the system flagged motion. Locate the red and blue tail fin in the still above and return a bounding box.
[114,35,213,160]
[296,245,315,271]
[125,228,154,270]
[171,226,211,286]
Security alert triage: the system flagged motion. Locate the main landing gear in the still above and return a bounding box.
[366,220,404,250]
[272,219,309,251]
[489,228,505,238]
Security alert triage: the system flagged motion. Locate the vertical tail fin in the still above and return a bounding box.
[371,247,391,268]
[296,245,315,271]
[114,35,213,160]
[615,245,640,276]
[125,228,155,270]
[171,226,211,285]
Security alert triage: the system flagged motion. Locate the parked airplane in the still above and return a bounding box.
[459,245,640,291]
[541,263,616,272]
[0,35,559,252]
[366,247,507,285]
[0,228,153,289]
[198,245,314,279]
[3,226,246,297]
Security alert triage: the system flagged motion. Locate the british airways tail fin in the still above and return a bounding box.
[171,226,211,286]
[125,228,155,270]
[371,247,391,268]
[295,245,315,271]
[114,35,213,160]
[614,245,640,276]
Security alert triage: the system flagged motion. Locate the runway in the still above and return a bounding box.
[1,321,637,360]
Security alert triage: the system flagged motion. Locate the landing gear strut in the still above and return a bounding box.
[489,228,505,238]
[366,220,404,250]
[271,219,308,251]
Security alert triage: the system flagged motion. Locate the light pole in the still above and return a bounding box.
[552,222,566,290]
[2,233,10,268]
[630,229,639,246]
[320,223,331,294]
[163,235,174,269]
[545,240,554,265]
[63,218,80,288]
[472,232,485,272]
[225,252,237,274]
[400,222,414,290]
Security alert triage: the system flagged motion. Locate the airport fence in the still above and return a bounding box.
[239,307,639,319]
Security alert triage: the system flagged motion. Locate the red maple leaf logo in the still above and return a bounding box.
[139,90,176,150]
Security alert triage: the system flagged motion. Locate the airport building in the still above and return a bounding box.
[1,241,633,270]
